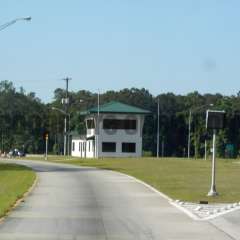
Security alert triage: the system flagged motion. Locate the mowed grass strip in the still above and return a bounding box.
[0,163,35,217]
[24,155,240,203]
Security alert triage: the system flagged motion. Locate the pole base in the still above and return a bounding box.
[207,188,218,197]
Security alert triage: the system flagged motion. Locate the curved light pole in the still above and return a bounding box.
[0,17,31,32]
[0,17,31,155]
[187,103,213,159]
[52,99,84,156]
[52,107,70,156]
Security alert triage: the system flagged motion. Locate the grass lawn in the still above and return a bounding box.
[0,163,36,217]
[23,155,240,203]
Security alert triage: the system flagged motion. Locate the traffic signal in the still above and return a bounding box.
[43,132,49,140]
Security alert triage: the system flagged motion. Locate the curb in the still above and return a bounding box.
[3,159,239,222]
[107,170,240,221]
[116,172,200,220]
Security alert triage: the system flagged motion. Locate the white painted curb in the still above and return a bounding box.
[118,172,200,220]
[112,170,240,221]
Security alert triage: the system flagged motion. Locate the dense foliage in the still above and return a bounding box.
[1,80,240,158]
[0,81,48,154]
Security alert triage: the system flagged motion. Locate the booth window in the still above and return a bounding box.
[103,119,136,130]
[86,119,95,129]
[102,142,116,152]
[122,142,136,153]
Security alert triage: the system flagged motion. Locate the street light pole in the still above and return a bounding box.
[0,16,31,156]
[53,99,83,156]
[52,107,70,156]
[0,17,31,32]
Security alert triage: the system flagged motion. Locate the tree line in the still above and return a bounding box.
[1,80,240,158]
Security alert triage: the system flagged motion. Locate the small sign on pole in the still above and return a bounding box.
[206,110,226,130]
[206,110,225,197]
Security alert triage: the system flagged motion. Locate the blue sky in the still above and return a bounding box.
[1,0,240,102]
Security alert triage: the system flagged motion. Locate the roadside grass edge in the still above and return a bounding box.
[0,165,37,223]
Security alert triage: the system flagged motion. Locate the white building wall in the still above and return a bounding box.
[86,140,95,158]
[72,113,146,158]
[97,114,144,158]
[71,139,95,158]
[71,139,81,157]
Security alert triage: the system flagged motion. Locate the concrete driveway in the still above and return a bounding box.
[0,159,238,240]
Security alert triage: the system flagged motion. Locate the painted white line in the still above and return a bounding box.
[170,201,200,221]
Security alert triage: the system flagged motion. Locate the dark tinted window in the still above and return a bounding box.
[103,119,136,129]
[86,119,95,129]
[102,142,116,152]
[122,142,136,153]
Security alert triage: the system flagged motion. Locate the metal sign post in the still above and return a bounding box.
[207,129,218,196]
[206,110,225,197]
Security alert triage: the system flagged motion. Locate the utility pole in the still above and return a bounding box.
[62,77,71,156]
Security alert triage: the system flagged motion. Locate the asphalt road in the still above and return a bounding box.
[0,159,238,240]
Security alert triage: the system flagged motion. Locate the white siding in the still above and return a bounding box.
[71,139,95,158]
[72,113,145,158]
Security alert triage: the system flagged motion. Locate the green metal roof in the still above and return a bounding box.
[81,101,151,115]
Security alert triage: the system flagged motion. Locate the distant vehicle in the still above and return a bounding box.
[8,149,26,157]
[17,151,26,157]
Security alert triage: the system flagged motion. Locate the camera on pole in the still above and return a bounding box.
[206,110,226,197]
